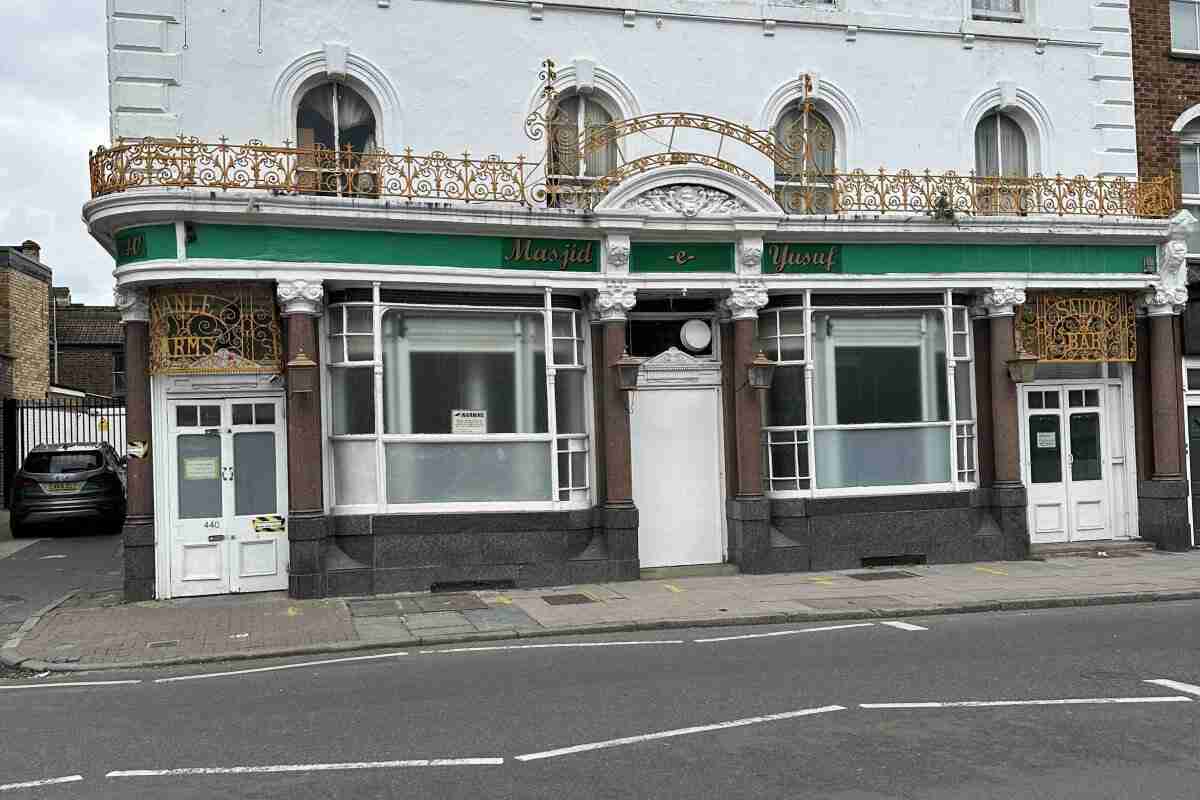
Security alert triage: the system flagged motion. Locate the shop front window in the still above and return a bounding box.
[327,293,590,509]
[760,294,976,495]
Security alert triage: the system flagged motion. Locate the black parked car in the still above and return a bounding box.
[9,442,127,538]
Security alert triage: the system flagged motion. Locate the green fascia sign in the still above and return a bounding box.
[183,225,599,272]
[630,242,734,273]
[114,224,177,266]
[764,243,1154,275]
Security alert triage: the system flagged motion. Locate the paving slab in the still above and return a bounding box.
[401,611,473,631]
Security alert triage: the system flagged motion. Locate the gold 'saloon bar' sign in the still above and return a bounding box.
[768,244,841,273]
[1016,292,1137,363]
[503,239,598,271]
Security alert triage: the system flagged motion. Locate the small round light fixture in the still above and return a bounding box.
[680,319,712,353]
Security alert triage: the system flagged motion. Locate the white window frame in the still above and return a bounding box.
[970,0,1024,23]
[761,290,978,499]
[324,286,594,514]
[1172,0,1200,56]
[548,93,622,181]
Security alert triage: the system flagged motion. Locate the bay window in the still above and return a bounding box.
[760,293,977,495]
[326,291,591,510]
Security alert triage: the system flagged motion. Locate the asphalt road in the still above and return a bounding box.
[0,528,121,627]
[2,600,1200,799]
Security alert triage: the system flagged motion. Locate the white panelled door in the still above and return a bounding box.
[1023,385,1111,544]
[169,397,288,597]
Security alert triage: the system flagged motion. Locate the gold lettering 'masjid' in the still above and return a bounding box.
[505,239,594,270]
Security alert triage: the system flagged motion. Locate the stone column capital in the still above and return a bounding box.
[724,281,769,320]
[1143,286,1188,317]
[114,287,149,324]
[277,278,324,317]
[594,280,636,322]
[979,285,1027,317]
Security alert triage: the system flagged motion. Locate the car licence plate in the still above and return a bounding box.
[43,482,84,494]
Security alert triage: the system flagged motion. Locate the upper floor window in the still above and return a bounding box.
[774,103,837,214]
[1179,120,1200,254]
[1172,0,1200,52]
[112,351,126,397]
[296,82,379,195]
[548,94,619,179]
[972,0,1022,22]
[974,111,1028,178]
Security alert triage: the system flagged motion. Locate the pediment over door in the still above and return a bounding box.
[636,347,722,388]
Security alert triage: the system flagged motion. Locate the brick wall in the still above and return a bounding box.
[7,270,49,399]
[57,347,119,397]
[1131,1,1200,181]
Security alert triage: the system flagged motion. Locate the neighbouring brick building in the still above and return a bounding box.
[51,288,125,398]
[0,242,51,401]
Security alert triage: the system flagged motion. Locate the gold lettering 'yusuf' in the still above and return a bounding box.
[768,244,839,273]
[505,239,594,271]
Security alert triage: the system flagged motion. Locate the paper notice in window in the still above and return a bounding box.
[451,409,487,434]
[1036,432,1056,449]
[183,457,220,480]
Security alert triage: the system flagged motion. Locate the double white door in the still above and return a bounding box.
[1023,385,1111,544]
[169,396,288,597]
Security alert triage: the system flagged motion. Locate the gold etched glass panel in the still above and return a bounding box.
[149,287,282,374]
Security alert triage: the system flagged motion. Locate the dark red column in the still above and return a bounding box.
[989,311,1021,487]
[602,319,633,506]
[1149,311,1185,480]
[732,316,764,498]
[121,305,155,601]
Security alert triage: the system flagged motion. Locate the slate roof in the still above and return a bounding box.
[55,304,123,346]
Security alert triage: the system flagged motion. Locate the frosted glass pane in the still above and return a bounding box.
[814,426,951,489]
[766,365,806,427]
[346,307,372,333]
[555,370,587,433]
[333,440,378,506]
[346,336,373,361]
[955,367,974,421]
[234,432,276,516]
[385,442,552,503]
[1173,1,1200,51]
[177,434,222,519]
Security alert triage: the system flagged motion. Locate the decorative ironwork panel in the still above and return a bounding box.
[149,285,282,374]
[1015,292,1137,363]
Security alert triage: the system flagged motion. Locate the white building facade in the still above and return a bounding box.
[87,0,1189,601]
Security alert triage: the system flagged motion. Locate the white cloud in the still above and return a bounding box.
[0,1,114,305]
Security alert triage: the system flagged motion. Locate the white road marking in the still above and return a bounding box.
[693,623,875,643]
[419,640,684,655]
[39,554,67,560]
[861,697,1193,709]
[0,775,84,792]
[879,621,928,631]
[154,652,408,683]
[1145,679,1200,697]
[0,680,141,691]
[515,705,846,762]
[107,759,503,777]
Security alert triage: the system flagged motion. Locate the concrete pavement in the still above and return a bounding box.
[2,602,1200,798]
[5,549,1200,672]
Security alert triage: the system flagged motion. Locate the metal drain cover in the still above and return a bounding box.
[542,593,595,605]
[848,570,920,581]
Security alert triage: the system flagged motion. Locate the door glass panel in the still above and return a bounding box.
[176,406,198,427]
[1043,391,1060,409]
[199,405,220,427]
[1084,389,1099,407]
[1028,415,1062,484]
[1068,390,1084,408]
[232,404,253,425]
[234,432,277,516]
[254,403,275,425]
[177,435,222,519]
[1028,392,1043,410]
[1070,413,1102,482]
[1189,407,1200,480]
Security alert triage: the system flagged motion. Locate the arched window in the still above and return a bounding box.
[974,111,1028,178]
[296,82,379,196]
[773,103,836,214]
[548,93,619,179]
[1179,119,1200,255]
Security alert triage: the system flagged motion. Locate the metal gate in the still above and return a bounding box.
[2,398,127,507]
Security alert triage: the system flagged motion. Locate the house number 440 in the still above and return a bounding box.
[203,520,221,529]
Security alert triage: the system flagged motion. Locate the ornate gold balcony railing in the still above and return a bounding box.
[89,136,1177,219]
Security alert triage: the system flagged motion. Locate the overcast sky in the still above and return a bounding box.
[0,2,111,304]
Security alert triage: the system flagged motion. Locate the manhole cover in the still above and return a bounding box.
[848,570,920,581]
[542,593,595,605]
